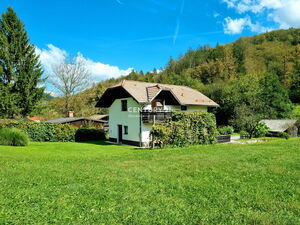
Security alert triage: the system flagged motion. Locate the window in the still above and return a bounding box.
[181,105,187,111]
[121,100,127,111]
[124,126,128,135]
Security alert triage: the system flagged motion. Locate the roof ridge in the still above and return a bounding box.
[123,79,197,90]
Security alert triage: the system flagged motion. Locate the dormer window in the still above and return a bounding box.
[121,100,127,111]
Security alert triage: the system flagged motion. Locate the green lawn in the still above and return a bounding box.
[0,139,299,224]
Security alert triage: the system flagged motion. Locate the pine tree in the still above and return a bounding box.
[0,7,44,118]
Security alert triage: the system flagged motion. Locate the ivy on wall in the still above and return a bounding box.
[151,111,218,148]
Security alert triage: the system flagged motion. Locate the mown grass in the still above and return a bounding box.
[0,139,299,224]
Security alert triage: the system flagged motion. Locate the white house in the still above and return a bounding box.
[96,80,219,147]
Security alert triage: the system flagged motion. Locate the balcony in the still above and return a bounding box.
[141,110,172,124]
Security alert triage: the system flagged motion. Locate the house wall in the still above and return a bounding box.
[109,98,209,147]
[287,126,298,137]
[109,97,143,145]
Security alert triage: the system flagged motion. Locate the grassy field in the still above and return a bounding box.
[0,139,299,224]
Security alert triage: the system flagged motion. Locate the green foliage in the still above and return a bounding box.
[0,120,77,142]
[0,128,29,146]
[0,7,44,118]
[278,132,290,139]
[259,72,294,118]
[151,111,218,148]
[75,128,106,142]
[252,122,270,138]
[233,104,264,139]
[292,105,300,121]
[240,130,250,139]
[218,125,234,135]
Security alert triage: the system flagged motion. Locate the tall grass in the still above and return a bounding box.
[0,128,29,146]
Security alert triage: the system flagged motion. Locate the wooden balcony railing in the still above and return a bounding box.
[141,111,172,124]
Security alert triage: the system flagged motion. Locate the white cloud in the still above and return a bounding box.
[35,44,133,82]
[222,0,300,32]
[45,91,59,97]
[223,16,271,34]
[213,12,220,18]
[271,0,300,28]
[223,0,282,13]
[223,17,248,34]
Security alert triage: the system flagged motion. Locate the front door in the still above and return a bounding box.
[118,125,122,143]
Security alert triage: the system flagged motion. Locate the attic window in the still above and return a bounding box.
[121,100,127,111]
[181,105,187,111]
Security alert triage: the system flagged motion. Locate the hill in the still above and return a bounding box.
[42,28,300,123]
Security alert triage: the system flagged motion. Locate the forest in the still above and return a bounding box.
[44,28,300,128]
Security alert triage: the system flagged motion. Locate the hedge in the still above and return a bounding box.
[150,111,218,148]
[0,120,108,142]
[0,120,77,142]
[75,128,106,142]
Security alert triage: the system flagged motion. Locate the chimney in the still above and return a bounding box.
[67,111,74,118]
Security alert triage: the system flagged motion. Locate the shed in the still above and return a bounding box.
[45,115,108,128]
[260,119,299,137]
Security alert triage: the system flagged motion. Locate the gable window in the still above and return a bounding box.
[121,100,127,111]
[124,126,128,135]
[181,105,187,111]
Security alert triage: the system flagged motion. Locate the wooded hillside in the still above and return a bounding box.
[44,28,300,125]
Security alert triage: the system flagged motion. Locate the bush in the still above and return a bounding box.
[151,112,218,148]
[0,128,29,146]
[252,122,269,138]
[240,131,250,139]
[278,132,290,140]
[0,120,77,142]
[75,128,106,142]
[218,126,234,135]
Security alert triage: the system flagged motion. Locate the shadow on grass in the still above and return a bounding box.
[75,140,112,146]
[75,140,159,151]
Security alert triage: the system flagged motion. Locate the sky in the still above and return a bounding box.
[0,0,300,93]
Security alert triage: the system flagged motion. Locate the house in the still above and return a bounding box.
[261,119,299,137]
[45,111,108,128]
[95,80,219,147]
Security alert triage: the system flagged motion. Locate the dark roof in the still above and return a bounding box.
[45,117,85,124]
[45,116,109,124]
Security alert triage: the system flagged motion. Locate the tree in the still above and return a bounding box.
[50,55,90,112]
[289,45,300,103]
[233,104,265,139]
[259,72,293,118]
[0,7,44,117]
[0,83,18,117]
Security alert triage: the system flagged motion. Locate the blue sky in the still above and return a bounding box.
[0,0,299,92]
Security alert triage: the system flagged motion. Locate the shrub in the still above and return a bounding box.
[252,122,270,138]
[151,111,218,148]
[0,128,29,146]
[0,120,77,142]
[240,131,250,139]
[75,128,106,142]
[218,126,234,135]
[278,132,290,140]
